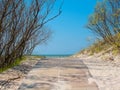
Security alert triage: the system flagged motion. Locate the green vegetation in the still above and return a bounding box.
[88,40,110,55]
[0,56,26,73]
[87,0,120,47]
[82,0,120,56]
[80,37,120,56]
[0,55,46,73]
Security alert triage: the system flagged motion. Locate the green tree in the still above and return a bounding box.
[87,0,120,48]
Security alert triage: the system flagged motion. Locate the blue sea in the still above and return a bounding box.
[43,54,72,58]
[32,54,73,58]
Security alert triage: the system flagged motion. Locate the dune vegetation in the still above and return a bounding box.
[79,0,120,58]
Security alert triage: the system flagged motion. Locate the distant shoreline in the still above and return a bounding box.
[31,54,73,58]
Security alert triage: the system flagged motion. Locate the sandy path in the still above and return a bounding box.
[18,58,98,90]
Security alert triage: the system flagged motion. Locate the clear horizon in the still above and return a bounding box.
[33,0,97,55]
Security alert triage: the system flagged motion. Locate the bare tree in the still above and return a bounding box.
[0,0,62,68]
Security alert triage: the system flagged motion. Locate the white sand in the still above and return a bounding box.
[82,57,120,90]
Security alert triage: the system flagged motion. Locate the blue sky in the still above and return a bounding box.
[33,0,97,55]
